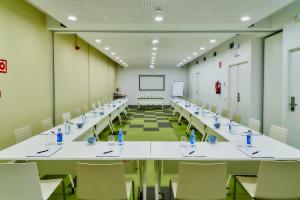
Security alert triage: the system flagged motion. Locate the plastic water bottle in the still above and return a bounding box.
[202,108,206,117]
[57,128,63,145]
[81,114,86,123]
[118,128,123,145]
[190,129,195,147]
[229,120,234,134]
[246,130,252,147]
[64,122,70,134]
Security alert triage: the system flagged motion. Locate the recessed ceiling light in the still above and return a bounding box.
[67,15,77,21]
[193,52,197,56]
[125,64,128,67]
[152,39,159,44]
[200,47,205,50]
[179,62,183,65]
[111,52,115,55]
[154,15,164,22]
[152,56,155,59]
[104,47,110,50]
[183,59,187,62]
[120,60,123,62]
[241,16,250,22]
[177,64,180,67]
[210,39,216,43]
[116,57,120,60]
[187,56,191,59]
[152,52,156,56]
[150,65,154,68]
[95,39,101,43]
[152,47,157,51]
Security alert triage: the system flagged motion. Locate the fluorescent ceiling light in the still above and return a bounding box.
[104,47,110,50]
[95,39,101,43]
[120,60,123,62]
[179,62,183,65]
[210,39,216,43]
[200,47,205,50]
[152,39,159,44]
[67,15,77,21]
[241,16,250,22]
[154,15,164,22]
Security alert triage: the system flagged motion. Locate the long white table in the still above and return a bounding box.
[2,98,300,200]
[137,97,164,110]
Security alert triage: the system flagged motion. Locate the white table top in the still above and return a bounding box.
[0,141,151,160]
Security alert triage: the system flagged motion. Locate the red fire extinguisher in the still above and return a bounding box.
[215,81,221,94]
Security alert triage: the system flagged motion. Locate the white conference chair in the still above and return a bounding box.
[41,118,53,131]
[0,162,65,200]
[248,118,261,132]
[210,105,217,113]
[77,163,134,200]
[234,161,300,200]
[62,112,71,123]
[97,101,102,107]
[91,102,97,109]
[269,125,288,144]
[170,162,227,200]
[14,126,32,143]
[232,113,241,124]
[221,109,229,118]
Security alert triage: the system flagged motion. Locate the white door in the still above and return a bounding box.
[229,62,250,125]
[237,62,250,124]
[195,72,201,103]
[230,65,239,115]
[288,48,300,148]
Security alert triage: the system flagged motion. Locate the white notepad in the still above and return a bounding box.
[96,145,123,157]
[27,145,63,157]
[179,147,207,157]
[239,147,274,158]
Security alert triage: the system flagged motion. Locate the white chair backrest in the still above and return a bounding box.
[255,161,300,199]
[83,105,89,112]
[176,162,227,200]
[248,118,261,132]
[14,126,32,143]
[0,162,43,199]
[77,163,128,200]
[97,101,102,107]
[232,113,241,124]
[269,125,288,144]
[210,105,217,113]
[41,118,53,131]
[91,103,97,109]
[62,112,71,123]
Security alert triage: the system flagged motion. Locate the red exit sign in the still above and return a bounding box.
[0,59,7,73]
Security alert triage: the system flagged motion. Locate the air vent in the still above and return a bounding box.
[213,52,217,57]
[196,60,199,64]
[204,57,206,61]
[230,42,234,49]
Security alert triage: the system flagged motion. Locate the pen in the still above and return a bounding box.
[252,151,259,155]
[103,150,113,154]
[189,151,195,155]
[37,149,49,154]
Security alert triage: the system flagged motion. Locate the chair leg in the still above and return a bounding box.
[61,180,66,200]
[132,180,135,200]
[233,175,237,200]
[169,180,172,199]
[226,174,232,195]
[68,174,75,194]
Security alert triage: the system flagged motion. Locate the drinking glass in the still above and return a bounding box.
[108,135,115,146]
[180,136,187,147]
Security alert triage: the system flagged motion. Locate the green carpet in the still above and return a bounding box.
[48,106,251,200]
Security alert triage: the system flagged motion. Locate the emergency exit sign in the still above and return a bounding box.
[0,59,7,73]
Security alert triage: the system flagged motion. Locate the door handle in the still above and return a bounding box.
[290,96,297,112]
[237,92,240,103]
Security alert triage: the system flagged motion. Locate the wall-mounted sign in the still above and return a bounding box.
[0,59,7,73]
[219,61,222,68]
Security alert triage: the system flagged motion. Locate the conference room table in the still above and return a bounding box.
[137,97,164,110]
[2,98,300,200]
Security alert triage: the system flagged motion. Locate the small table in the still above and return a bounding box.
[137,97,164,110]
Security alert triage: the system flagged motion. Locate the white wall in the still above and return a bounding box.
[116,67,188,105]
[188,35,263,125]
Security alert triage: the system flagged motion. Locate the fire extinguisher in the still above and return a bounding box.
[215,81,221,94]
